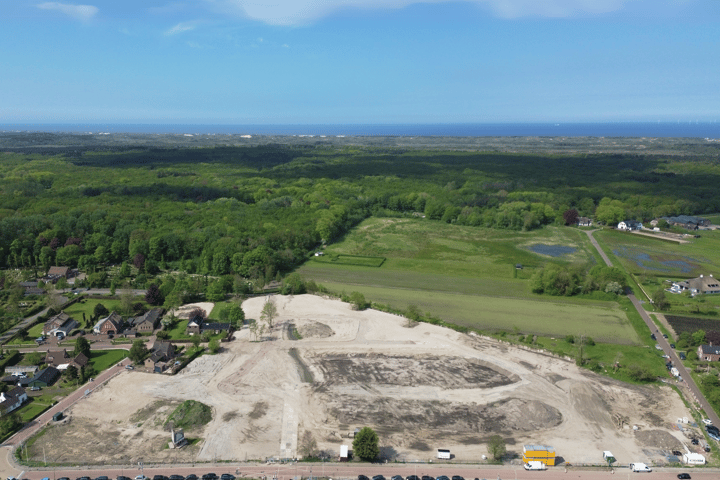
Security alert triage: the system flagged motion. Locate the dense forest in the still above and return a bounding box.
[1,143,720,287]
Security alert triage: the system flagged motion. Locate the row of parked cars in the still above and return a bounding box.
[359,475,471,480]
[54,474,236,480]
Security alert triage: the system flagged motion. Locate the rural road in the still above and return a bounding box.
[585,229,719,425]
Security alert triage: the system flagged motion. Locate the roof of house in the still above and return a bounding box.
[134,308,162,326]
[665,215,707,225]
[72,352,89,368]
[47,266,69,276]
[700,345,720,355]
[45,349,70,366]
[688,275,720,292]
[0,386,26,410]
[45,312,70,328]
[153,341,174,358]
[19,366,60,386]
[94,311,123,331]
[201,322,231,332]
[621,220,642,227]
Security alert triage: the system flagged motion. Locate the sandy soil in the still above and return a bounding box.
[29,294,702,467]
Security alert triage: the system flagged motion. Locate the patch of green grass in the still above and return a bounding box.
[321,282,639,344]
[164,319,190,340]
[165,400,212,431]
[313,254,386,267]
[17,398,52,422]
[88,349,127,372]
[62,298,124,325]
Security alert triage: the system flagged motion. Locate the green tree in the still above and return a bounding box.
[128,339,149,363]
[191,335,201,350]
[261,298,278,330]
[65,364,78,380]
[226,303,245,327]
[74,336,91,358]
[352,426,379,461]
[487,434,506,461]
[652,288,670,310]
[349,291,368,310]
[93,303,109,321]
[208,337,220,354]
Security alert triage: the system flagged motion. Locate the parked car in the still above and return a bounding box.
[691,438,699,445]
[76,476,91,480]
[153,475,168,480]
[703,418,712,425]
[117,476,131,480]
[358,476,370,480]
[406,475,420,480]
[372,476,385,480]
[134,475,147,480]
[185,476,198,480]
[670,343,676,349]
[95,476,109,480]
[391,476,403,480]
[452,476,465,480]
[202,474,218,480]
[169,475,185,480]
[125,365,134,370]
[677,474,691,479]
[30,386,40,391]
[220,475,235,480]
[422,476,434,480]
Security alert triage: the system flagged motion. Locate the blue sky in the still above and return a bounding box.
[1,0,719,124]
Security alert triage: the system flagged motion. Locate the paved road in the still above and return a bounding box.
[3,357,131,448]
[585,230,718,425]
[13,461,720,480]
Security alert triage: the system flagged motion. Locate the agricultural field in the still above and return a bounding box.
[299,218,637,343]
[595,228,720,314]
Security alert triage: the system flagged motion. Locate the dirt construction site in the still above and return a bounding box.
[28,295,704,466]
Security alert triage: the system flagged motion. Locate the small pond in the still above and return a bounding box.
[529,244,577,257]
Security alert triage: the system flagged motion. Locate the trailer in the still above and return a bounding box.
[603,451,616,464]
[437,449,451,460]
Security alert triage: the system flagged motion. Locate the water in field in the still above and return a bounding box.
[528,244,576,257]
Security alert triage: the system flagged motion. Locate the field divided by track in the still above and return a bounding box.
[299,218,639,344]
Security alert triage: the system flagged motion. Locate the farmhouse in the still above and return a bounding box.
[185,320,232,336]
[144,340,177,373]
[132,308,162,334]
[47,266,69,281]
[42,312,79,338]
[662,215,710,230]
[577,217,592,227]
[617,220,643,230]
[698,345,720,362]
[671,274,720,295]
[93,311,123,335]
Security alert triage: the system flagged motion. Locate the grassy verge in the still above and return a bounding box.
[88,349,127,371]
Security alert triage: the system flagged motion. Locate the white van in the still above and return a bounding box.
[437,449,450,460]
[524,462,546,471]
[630,463,651,472]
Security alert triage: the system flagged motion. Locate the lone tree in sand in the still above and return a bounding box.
[487,435,506,461]
[298,431,318,459]
[352,426,379,461]
[261,297,277,330]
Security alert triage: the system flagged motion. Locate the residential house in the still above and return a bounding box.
[662,215,710,230]
[5,366,38,376]
[47,266,69,282]
[133,308,163,334]
[0,387,28,414]
[577,217,592,227]
[18,366,60,388]
[45,350,88,371]
[42,312,78,338]
[24,287,45,297]
[93,311,123,335]
[671,275,720,296]
[617,220,643,231]
[144,340,176,373]
[698,345,720,362]
[185,320,231,336]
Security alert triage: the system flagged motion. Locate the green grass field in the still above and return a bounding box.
[88,349,127,371]
[62,299,124,325]
[297,218,640,344]
[321,281,638,344]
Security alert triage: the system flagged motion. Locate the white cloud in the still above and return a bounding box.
[36,2,98,21]
[208,0,634,25]
[164,22,197,35]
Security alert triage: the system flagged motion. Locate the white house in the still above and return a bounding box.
[618,220,643,230]
[0,387,28,414]
[671,275,720,296]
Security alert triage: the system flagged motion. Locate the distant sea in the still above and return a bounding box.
[2,122,720,138]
